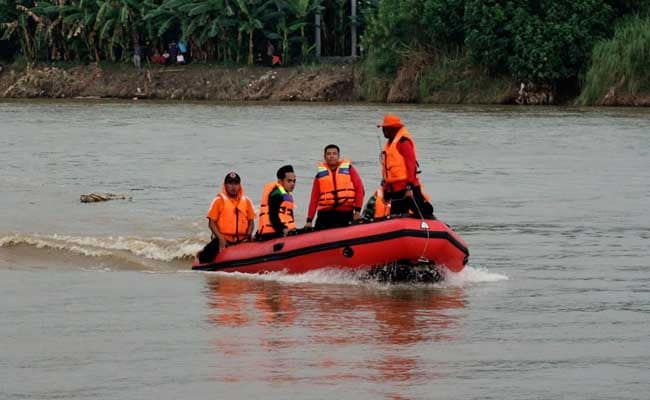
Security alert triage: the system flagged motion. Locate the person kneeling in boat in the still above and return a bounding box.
[304,144,365,230]
[377,114,434,218]
[363,185,434,220]
[256,165,297,240]
[198,172,256,263]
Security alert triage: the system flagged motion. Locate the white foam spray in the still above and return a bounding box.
[0,233,203,261]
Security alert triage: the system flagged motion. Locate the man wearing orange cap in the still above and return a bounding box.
[198,172,256,263]
[377,114,434,218]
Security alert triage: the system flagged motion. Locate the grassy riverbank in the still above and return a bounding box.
[578,15,650,106]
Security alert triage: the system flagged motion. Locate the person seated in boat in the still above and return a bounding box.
[362,186,389,220]
[304,144,365,230]
[256,165,297,240]
[377,114,434,218]
[362,184,434,220]
[197,172,256,263]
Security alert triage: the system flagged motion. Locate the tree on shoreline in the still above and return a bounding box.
[2,0,648,104]
[1,0,362,64]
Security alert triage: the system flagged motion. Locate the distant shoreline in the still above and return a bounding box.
[0,63,361,103]
[1,62,647,106]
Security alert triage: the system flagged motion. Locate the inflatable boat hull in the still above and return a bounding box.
[192,217,469,274]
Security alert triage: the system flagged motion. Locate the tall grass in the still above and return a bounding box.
[578,15,650,105]
[361,49,513,103]
[417,51,512,104]
[360,51,393,101]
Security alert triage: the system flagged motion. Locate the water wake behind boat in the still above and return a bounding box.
[1,232,506,284]
[0,233,204,271]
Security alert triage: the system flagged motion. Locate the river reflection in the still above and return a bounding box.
[203,274,467,388]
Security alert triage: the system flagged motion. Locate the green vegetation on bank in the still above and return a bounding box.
[1,0,649,103]
[361,49,512,103]
[361,0,649,102]
[0,0,365,64]
[578,15,650,105]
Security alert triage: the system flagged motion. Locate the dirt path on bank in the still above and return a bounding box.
[0,63,361,102]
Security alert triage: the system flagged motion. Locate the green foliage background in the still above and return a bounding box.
[1,0,649,103]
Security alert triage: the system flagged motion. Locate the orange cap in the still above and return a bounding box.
[377,114,404,128]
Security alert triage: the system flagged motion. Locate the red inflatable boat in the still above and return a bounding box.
[192,216,469,277]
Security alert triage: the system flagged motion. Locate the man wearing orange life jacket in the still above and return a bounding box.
[257,165,297,240]
[378,114,434,218]
[304,144,365,230]
[198,172,256,263]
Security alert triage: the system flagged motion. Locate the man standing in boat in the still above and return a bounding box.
[198,172,256,263]
[304,144,365,230]
[256,165,297,239]
[378,114,434,218]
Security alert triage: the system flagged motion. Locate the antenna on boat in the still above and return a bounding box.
[376,127,383,163]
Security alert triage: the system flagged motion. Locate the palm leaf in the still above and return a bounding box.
[100,18,114,40]
[188,4,213,17]
[119,6,129,25]
[157,16,176,36]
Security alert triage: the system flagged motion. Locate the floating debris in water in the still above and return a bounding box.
[80,193,132,203]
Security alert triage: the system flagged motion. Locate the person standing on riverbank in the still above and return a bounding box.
[378,114,433,218]
[266,41,275,65]
[198,172,256,263]
[256,165,297,239]
[133,43,142,69]
[169,41,178,64]
[305,144,364,230]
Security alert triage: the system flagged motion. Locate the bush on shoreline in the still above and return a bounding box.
[579,15,650,105]
[2,1,649,105]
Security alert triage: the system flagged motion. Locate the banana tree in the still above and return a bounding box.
[94,0,148,61]
[57,0,100,61]
[1,1,34,60]
[284,0,321,60]
[1,2,46,61]
[234,0,274,64]
[267,13,303,64]
[28,0,89,61]
[181,0,236,61]
[147,0,237,62]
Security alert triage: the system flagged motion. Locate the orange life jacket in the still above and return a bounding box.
[257,181,296,235]
[316,160,356,211]
[373,188,390,218]
[215,190,253,243]
[381,127,418,184]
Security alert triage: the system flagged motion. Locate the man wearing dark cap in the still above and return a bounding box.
[377,114,434,218]
[198,172,256,263]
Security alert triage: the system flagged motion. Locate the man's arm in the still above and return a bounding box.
[350,166,365,220]
[350,165,365,210]
[206,197,226,249]
[305,177,320,227]
[208,219,227,250]
[245,199,255,240]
